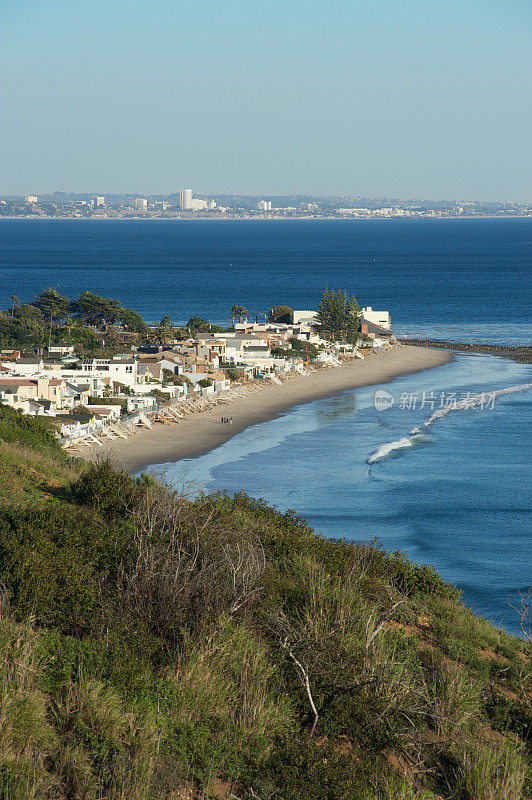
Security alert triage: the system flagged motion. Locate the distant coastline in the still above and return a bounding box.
[1,214,531,222]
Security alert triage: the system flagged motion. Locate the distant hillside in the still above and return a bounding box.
[0,404,530,799]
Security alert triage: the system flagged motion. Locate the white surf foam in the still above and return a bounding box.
[367,382,532,465]
[367,434,431,464]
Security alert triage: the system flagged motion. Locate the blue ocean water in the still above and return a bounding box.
[1,217,531,343]
[149,353,531,634]
[2,218,530,632]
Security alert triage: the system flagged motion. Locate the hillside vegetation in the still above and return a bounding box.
[0,405,530,799]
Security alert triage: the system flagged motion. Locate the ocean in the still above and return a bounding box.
[150,353,531,634]
[1,217,531,343]
[1,218,530,633]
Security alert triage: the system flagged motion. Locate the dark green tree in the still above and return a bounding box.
[148,326,173,346]
[70,291,122,328]
[316,288,360,343]
[120,308,148,334]
[186,316,224,334]
[31,288,70,326]
[269,305,294,324]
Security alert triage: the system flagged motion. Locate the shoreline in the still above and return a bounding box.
[1,215,531,222]
[92,346,452,474]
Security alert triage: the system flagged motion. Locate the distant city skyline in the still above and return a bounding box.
[2,190,530,221]
[1,0,531,201]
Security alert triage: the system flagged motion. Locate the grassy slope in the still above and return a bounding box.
[0,405,530,800]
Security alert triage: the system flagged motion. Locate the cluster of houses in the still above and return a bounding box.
[0,307,393,445]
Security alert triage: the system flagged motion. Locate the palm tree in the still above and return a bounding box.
[231,304,250,327]
[149,326,172,346]
[9,296,19,317]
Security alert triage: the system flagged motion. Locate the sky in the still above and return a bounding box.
[1,0,531,201]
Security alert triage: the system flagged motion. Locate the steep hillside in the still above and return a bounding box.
[0,405,530,799]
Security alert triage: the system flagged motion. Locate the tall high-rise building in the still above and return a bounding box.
[179,189,193,210]
[134,197,148,211]
[257,200,272,211]
[92,195,105,207]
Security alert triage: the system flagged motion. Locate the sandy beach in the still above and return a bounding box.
[94,346,452,473]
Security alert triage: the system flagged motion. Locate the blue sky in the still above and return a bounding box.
[1,0,531,199]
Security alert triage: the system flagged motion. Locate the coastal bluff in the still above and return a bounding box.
[0,373,529,800]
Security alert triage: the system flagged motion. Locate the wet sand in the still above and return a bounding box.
[93,346,453,473]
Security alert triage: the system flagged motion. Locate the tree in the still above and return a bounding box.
[31,288,70,326]
[149,326,173,346]
[269,305,294,324]
[231,305,249,327]
[186,316,224,335]
[120,308,148,335]
[289,338,320,361]
[9,296,19,318]
[316,288,360,343]
[14,303,44,329]
[70,291,122,328]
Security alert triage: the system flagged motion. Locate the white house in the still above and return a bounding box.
[293,310,318,326]
[361,307,391,330]
[1,356,45,375]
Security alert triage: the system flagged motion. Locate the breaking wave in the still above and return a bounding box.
[367,383,532,465]
[367,434,432,464]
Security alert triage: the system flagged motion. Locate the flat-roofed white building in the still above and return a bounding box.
[361,307,391,330]
[293,310,318,325]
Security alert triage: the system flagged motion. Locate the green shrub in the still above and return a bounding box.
[0,503,127,631]
[225,368,241,382]
[71,460,139,519]
[0,404,61,455]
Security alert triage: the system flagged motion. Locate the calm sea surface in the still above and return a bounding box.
[1,217,531,343]
[1,218,530,633]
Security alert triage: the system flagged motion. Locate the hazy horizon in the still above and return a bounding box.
[1,0,531,201]
[1,191,530,205]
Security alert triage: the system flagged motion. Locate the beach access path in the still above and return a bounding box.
[93,345,452,473]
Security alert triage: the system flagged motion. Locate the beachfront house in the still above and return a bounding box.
[43,357,143,394]
[360,320,393,343]
[126,395,158,413]
[193,336,227,366]
[0,376,67,414]
[361,307,391,330]
[221,334,273,369]
[138,354,185,381]
[293,310,318,326]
